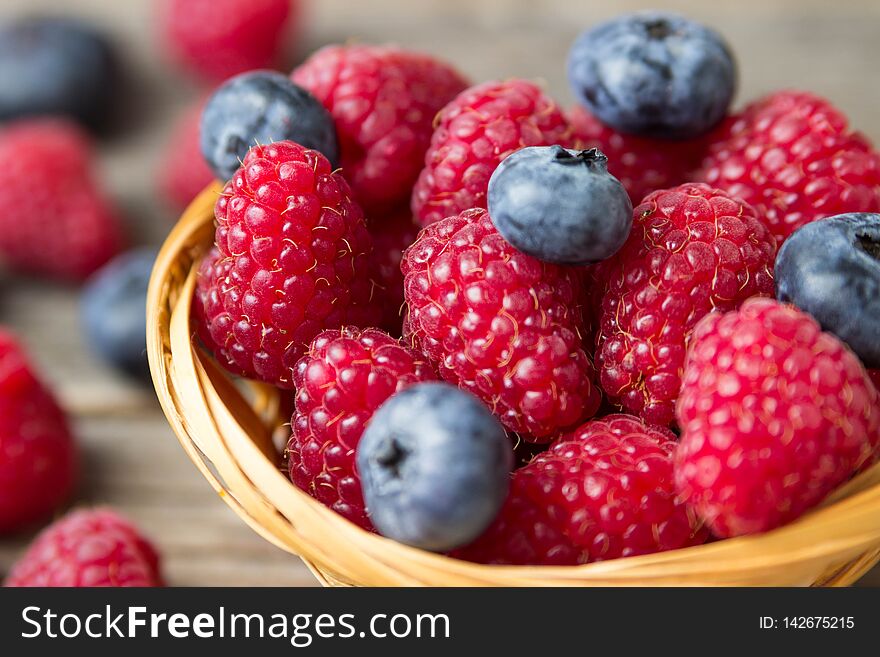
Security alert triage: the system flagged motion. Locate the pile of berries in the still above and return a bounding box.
[187,8,880,564]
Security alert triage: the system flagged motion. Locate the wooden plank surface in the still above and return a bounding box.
[0,0,878,586]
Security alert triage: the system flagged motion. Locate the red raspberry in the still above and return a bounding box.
[292,45,468,214]
[0,119,124,280]
[595,183,776,426]
[4,508,162,587]
[402,208,600,440]
[700,90,880,245]
[158,97,215,210]
[568,105,708,203]
[161,0,297,82]
[0,330,77,533]
[368,210,419,335]
[192,140,379,388]
[411,79,574,227]
[675,298,880,537]
[287,327,436,529]
[455,414,707,565]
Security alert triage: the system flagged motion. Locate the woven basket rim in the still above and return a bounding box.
[147,183,880,586]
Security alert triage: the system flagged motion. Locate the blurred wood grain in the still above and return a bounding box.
[0,0,878,586]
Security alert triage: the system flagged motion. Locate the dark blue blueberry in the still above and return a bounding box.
[567,12,736,139]
[80,248,156,380]
[0,17,118,131]
[356,382,512,552]
[200,70,338,182]
[487,146,632,265]
[776,213,880,368]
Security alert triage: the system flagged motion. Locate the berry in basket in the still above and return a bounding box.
[293,44,469,215]
[4,508,162,587]
[200,71,339,183]
[775,213,880,368]
[357,382,512,552]
[411,79,574,228]
[674,298,880,537]
[193,140,379,388]
[699,90,880,245]
[401,207,601,440]
[487,145,633,266]
[454,414,707,565]
[593,183,777,426]
[0,330,77,534]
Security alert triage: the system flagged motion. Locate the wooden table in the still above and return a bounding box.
[0,0,878,586]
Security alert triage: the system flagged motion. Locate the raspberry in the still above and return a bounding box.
[287,327,436,529]
[0,119,124,280]
[367,210,419,335]
[568,105,707,203]
[595,183,776,426]
[455,414,707,565]
[402,208,600,440]
[0,330,77,533]
[292,45,468,214]
[4,508,162,587]
[675,298,880,537]
[700,90,880,245]
[158,97,214,210]
[411,79,574,227]
[161,0,297,82]
[192,140,379,388]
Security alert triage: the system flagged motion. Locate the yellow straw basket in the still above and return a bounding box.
[148,183,880,586]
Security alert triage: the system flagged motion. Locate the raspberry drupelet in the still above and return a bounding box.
[287,327,436,529]
[401,208,601,440]
[700,90,880,245]
[292,44,469,214]
[594,183,776,426]
[675,298,880,537]
[193,140,379,389]
[411,79,574,227]
[454,414,707,565]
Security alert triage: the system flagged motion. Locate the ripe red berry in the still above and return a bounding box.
[287,327,436,529]
[158,97,215,210]
[0,330,77,534]
[4,508,162,587]
[595,183,776,426]
[675,298,880,537]
[367,210,419,335]
[700,90,880,245]
[568,105,708,203]
[402,208,600,440]
[455,414,707,565]
[411,79,574,227]
[161,0,297,82]
[192,140,379,388]
[292,45,468,214]
[0,119,124,280]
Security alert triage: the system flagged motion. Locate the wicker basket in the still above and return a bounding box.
[147,183,880,586]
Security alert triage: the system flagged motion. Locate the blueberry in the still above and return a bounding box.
[487,146,633,265]
[356,382,512,551]
[567,12,736,139]
[80,248,156,379]
[0,17,118,131]
[776,213,880,368]
[200,70,338,182]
